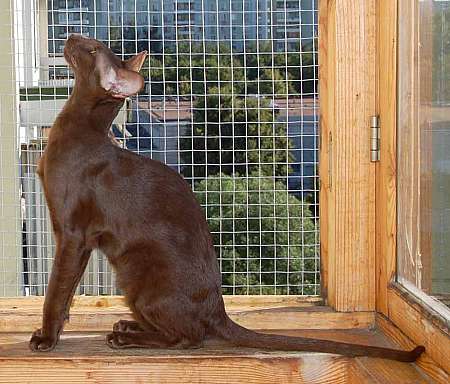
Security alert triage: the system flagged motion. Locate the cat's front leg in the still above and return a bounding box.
[29,235,91,351]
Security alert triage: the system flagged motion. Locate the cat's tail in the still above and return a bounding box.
[213,313,424,362]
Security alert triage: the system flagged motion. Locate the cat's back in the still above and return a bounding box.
[96,145,206,230]
[105,145,193,198]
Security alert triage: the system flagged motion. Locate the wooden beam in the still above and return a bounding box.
[0,296,374,332]
[319,0,377,312]
[375,0,398,316]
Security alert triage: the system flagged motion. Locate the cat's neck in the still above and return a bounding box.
[57,86,125,136]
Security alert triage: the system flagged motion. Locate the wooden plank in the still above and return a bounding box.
[0,308,374,333]
[0,357,341,384]
[0,329,390,384]
[353,357,433,384]
[0,330,364,384]
[0,295,322,309]
[397,0,422,287]
[318,0,377,312]
[392,281,450,333]
[379,288,450,381]
[396,0,435,293]
[418,0,434,294]
[347,361,377,384]
[0,329,393,358]
[0,330,435,384]
[297,355,349,384]
[318,0,330,302]
[354,358,436,384]
[229,308,374,332]
[0,297,375,332]
[377,315,448,384]
[375,0,398,316]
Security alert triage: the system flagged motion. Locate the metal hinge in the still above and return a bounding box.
[370,115,380,162]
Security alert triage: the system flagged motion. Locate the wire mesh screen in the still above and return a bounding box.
[0,0,319,296]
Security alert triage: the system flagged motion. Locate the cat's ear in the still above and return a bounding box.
[123,51,148,72]
[96,51,145,99]
[99,66,144,99]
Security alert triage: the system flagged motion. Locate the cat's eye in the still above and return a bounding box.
[89,50,96,55]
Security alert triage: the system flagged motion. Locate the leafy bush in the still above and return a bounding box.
[194,173,319,295]
[181,88,293,180]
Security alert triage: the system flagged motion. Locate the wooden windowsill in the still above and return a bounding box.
[0,330,433,383]
[0,297,440,384]
[0,296,446,382]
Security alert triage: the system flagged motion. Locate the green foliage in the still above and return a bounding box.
[140,41,317,96]
[194,174,319,295]
[180,86,294,180]
[140,40,317,181]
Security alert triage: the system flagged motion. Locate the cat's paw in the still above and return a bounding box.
[106,331,128,349]
[29,329,58,352]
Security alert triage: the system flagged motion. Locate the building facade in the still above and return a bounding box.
[45,0,315,61]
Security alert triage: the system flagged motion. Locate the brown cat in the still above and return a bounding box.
[29,34,424,362]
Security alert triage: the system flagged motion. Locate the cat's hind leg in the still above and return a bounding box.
[112,320,144,333]
[106,330,180,349]
[107,294,206,350]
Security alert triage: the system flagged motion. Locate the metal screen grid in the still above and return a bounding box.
[1,0,319,296]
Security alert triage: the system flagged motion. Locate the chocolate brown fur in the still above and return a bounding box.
[29,35,424,362]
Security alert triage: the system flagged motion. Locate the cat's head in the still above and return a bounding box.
[64,34,147,100]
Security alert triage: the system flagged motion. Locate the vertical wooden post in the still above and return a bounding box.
[319,0,377,312]
[0,0,21,295]
[375,0,398,315]
[418,0,433,294]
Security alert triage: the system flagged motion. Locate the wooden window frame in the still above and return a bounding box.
[375,0,449,376]
[319,0,449,378]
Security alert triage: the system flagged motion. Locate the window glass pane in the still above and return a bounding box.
[398,0,450,308]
